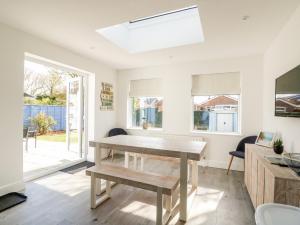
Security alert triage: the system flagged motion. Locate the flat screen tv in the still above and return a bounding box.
[275,65,300,117]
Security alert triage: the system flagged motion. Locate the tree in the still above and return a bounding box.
[43,69,64,96]
[24,69,47,96]
[65,71,79,79]
[24,65,80,105]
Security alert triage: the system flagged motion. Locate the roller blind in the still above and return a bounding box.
[192,72,240,96]
[129,78,162,97]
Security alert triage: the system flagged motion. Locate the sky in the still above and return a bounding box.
[24,60,49,75]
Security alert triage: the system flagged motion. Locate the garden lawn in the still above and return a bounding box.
[37,132,78,143]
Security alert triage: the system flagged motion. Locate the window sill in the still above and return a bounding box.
[191,130,242,136]
[126,127,163,132]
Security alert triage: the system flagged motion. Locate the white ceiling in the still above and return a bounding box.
[0,0,299,69]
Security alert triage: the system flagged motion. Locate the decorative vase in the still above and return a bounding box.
[142,118,148,130]
[273,145,284,154]
[142,122,148,130]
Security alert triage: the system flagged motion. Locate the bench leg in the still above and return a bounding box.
[106,181,111,197]
[133,153,138,170]
[162,194,173,225]
[187,161,191,182]
[91,175,111,209]
[165,195,172,213]
[140,155,144,171]
[125,152,129,168]
[156,188,163,225]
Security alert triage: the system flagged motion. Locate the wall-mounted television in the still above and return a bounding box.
[275,65,300,117]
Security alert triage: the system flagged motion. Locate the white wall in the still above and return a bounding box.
[0,22,116,195]
[117,55,263,170]
[263,5,300,153]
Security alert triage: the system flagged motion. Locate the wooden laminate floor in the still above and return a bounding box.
[0,156,255,225]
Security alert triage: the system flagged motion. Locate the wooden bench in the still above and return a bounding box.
[86,164,179,225]
[125,136,204,187]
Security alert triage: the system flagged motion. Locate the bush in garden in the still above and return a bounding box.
[31,112,56,135]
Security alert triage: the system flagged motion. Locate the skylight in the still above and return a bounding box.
[96,6,204,53]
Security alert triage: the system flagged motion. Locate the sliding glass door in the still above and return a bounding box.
[66,77,84,158]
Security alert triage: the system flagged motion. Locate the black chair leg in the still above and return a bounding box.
[227,155,234,175]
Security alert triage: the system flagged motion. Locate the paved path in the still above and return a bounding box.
[23,139,81,180]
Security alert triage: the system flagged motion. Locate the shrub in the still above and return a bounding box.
[31,112,56,135]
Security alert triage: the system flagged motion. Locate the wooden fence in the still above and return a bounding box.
[23,104,66,131]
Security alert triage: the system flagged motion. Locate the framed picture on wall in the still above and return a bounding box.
[255,131,276,148]
[100,82,113,111]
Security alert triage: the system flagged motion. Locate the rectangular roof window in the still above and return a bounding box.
[96,6,204,53]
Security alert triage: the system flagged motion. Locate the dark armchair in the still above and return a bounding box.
[226,135,257,175]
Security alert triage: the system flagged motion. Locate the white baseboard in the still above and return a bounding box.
[198,159,244,172]
[0,180,25,196]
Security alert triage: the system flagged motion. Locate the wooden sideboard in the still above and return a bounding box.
[245,144,300,208]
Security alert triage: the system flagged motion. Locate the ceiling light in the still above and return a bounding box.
[242,15,250,21]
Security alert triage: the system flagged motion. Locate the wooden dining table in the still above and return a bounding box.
[89,135,206,222]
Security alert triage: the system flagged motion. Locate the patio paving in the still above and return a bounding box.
[23,139,82,180]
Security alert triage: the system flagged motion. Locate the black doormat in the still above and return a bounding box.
[60,161,95,174]
[0,192,27,213]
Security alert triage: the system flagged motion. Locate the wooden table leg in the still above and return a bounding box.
[191,160,198,188]
[95,143,102,195]
[180,153,188,222]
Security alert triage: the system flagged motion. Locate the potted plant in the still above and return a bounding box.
[273,138,284,154]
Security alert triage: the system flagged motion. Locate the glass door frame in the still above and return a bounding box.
[66,76,85,159]
[23,53,91,182]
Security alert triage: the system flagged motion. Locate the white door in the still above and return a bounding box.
[66,77,83,158]
[217,113,233,132]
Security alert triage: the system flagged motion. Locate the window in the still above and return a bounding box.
[131,97,163,128]
[193,95,240,132]
[128,78,163,129]
[96,6,204,53]
[192,73,241,133]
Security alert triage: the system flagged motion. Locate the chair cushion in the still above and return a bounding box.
[229,151,245,159]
